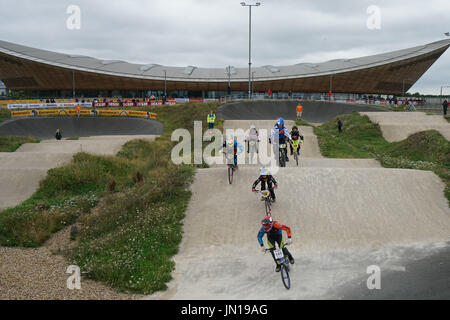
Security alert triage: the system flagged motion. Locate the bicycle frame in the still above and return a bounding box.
[254,189,272,216]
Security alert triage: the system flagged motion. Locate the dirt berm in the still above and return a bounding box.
[0,117,163,139]
[217,101,387,123]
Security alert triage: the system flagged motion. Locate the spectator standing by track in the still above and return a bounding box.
[337,118,343,134]
[207,110,216,130]
[55,129,62,141]
[443,99,448,116]
[296,104,303,119]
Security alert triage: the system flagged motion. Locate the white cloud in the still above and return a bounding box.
[0,0,449,94]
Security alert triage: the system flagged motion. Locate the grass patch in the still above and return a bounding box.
[66,137,79,140]
[0,136,40,152]
[295,119,313,127]
[0,108,11,122]
[0,102,221,294]
[315,112,450,204]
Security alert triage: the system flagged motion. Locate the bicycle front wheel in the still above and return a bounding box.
[265,199,271,216]
[280,264,291,290]
[228,166,233,184]
[294,152,298,166]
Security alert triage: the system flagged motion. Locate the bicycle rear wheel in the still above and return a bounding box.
[228,166,233,184]
[280,264,291,290]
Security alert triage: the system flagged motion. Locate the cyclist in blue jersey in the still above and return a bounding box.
[269,118,292,164]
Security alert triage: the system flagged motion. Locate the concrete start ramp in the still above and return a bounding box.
[147,167,450,300]
[217,101,387,123]
[361,112,450,142]
[0,117,163,139]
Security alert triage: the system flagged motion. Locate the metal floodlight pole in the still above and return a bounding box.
[329,74,333,101]
[241,2,260,100]
[163,70,167,97]
[72,70,75,98]
[252,71,256,97]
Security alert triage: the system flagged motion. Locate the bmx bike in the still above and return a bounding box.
[265,243,292,290]
[290,139,302,166]
[254,189,274,216]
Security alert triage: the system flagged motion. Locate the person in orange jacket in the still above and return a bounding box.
[257,216,295,272]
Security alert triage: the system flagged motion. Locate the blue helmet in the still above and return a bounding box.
[276,117,284,126]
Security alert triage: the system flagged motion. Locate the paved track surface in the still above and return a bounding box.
[361,112,450,141]
[217,101,387,123]
[145,115,450,300]
[0,117,163,139]
[334,242,450,299]
[147,167,450,300]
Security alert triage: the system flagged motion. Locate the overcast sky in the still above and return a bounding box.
[1,0,449,94]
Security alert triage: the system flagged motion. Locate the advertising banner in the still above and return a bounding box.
[7,102,92,109]
[11,110,33,117]
[37,109,59,116]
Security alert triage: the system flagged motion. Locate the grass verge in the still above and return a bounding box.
[0,136,40,152]
[314,112,450,203]
[0,102,222,294]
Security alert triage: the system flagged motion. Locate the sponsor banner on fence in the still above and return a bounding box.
[37,109,59,116]
[8,102,92,109]
[127,110,157,119]
[11,110,33,117]
[11,108,157,119]
[57,109,91,116]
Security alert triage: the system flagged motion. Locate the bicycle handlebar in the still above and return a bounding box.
[264,243,291,253]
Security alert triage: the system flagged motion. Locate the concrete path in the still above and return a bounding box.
[361,112,450,141]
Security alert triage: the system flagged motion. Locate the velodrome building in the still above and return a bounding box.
[0,39,449,98]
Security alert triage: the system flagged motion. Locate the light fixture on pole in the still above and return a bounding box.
[241,2,261,100]
[444,32,450,37]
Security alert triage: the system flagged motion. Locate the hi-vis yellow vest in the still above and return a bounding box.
[207,113,216,123]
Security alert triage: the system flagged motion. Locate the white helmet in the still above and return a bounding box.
[260,167,269,176]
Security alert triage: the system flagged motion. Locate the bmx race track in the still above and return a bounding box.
[0,117,163,211]
[147,101,450,300]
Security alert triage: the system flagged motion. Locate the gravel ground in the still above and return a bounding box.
[0,225,142,300]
